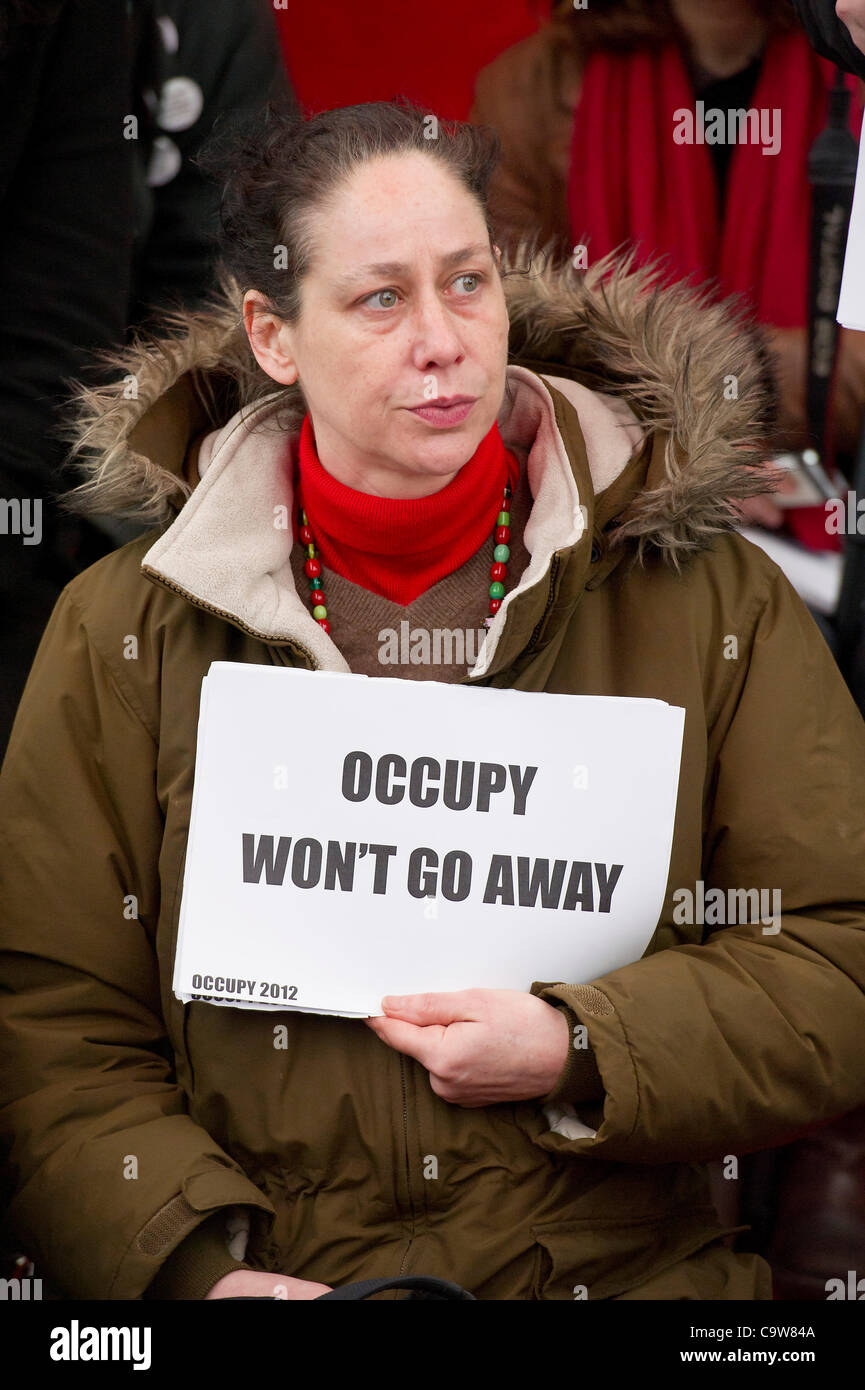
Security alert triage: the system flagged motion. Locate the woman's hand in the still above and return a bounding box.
[733,465,798,529]
[764,324,865,457]
[364,988,571,1106]
[205,1269,332,1299]
[764,325,809,449]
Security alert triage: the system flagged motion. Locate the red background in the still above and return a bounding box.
[274,1,551,120]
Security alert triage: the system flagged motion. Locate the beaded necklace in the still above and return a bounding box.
[298,479,514,635]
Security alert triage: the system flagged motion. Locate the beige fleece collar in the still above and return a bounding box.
[140,366,644,678]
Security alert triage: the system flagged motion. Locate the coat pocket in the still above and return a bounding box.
[531,1212,747,1301]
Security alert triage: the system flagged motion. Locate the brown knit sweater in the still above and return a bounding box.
[289,450,534,680]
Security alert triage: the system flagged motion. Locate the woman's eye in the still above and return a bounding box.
[365,288,400,309]
[362,275,484,309]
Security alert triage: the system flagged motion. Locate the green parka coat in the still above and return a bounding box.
[2,253,865,1300]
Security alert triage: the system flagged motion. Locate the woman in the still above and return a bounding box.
[1,98,865,1302]
[470,0,865,526]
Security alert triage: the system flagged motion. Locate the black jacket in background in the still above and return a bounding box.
[0,0,295,756]
[0,0,295,498]
[0,0,141,499]
[131,0,295,329]
[790,0,865,78]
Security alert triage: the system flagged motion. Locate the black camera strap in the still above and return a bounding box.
[806,66,859,457]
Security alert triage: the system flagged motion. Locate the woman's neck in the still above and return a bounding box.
[293,412,520,605]
[670,0,769,80]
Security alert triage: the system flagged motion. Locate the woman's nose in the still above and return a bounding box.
[409,294,463,365]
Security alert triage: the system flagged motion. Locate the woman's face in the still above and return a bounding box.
[244,152,511,499]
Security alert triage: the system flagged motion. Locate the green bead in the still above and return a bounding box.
[493,543,510,563]
[312,604,327,620]
[489,581,505,600]
[309,576,321,589]
[497,510,510,527]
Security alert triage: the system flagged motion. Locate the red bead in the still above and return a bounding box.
[489,599,502,615]
[318,618,331,633]
[496,526,510,544]
[299,525,313,545]
[490,562,506,581]
[305,557,321,578]
[310,589,325,605]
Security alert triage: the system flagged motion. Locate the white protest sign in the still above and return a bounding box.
[838,121,865,330]
[172,663,685,1017]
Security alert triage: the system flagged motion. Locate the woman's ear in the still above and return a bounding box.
[242,291,299,385]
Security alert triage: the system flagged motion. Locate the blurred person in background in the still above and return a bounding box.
[0,0,140,749]
[470,0,865,540]
[131,0,294,330]
[0,0,293,753]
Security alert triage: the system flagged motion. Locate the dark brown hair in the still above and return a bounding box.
[197,97,504,326]
[550,0,796,55]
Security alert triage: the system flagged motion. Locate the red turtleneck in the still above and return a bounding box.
[293,413,520,605]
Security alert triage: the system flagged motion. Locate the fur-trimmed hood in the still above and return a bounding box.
[61,244,777,569]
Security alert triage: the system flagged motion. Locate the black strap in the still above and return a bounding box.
[806,67,859,457]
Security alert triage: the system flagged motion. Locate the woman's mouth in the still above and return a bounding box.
[408,397,477,427]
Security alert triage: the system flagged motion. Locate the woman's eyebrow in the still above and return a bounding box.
[332,242,492,292]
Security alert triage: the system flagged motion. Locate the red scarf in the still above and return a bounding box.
[567,29,862,551]
[294,413,521,605]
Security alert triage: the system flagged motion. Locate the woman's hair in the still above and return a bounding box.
[196,98,503,325]
[549,0,796,55]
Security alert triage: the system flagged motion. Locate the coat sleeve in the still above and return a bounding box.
[529,556,865,1165]
[0,585,274,1299]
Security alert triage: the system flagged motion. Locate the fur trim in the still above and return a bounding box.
[503,239,779,569]
[59,244,780,569]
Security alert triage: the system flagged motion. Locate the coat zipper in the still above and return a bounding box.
[525,553,562,653]
[398,1054,415,1276]
[141,565,319,667]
